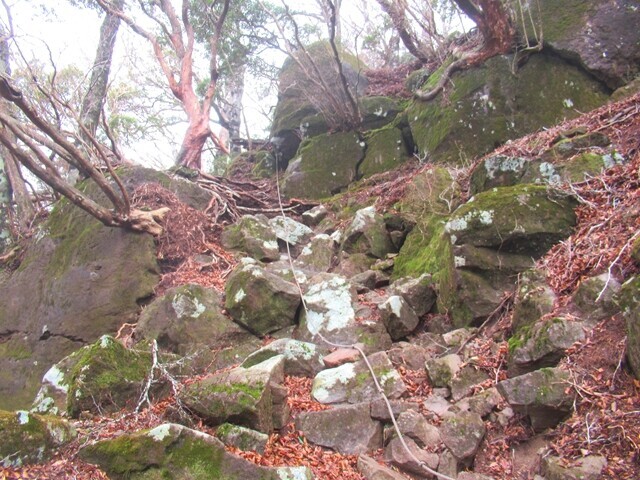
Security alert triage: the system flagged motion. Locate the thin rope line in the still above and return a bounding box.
[273,166,454,480]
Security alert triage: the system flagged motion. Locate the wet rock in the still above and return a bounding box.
[497,368,573,432]
[215,423,269,454]
[311,352,406,404]
[508,318,585,375]
[296,403,383,455]
[379,295,420,341]
[225,259,301,336]
[383,436,439,477]
[241,338,325,377]
[440,411,486,462]
[542,454,607,480]
[222,214,280,262]
[0,410,76,467]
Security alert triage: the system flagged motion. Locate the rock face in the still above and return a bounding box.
[79,423,284,480]
[135,284,254,355]
[295,403,383,454]
[407,53,609,165]
[0,184,159,410]
[518,0,640,89]
[360,124,411,178]
[225,260,301,336]
[0,410,76,467]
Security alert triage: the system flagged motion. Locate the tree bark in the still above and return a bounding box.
[79,0,124,140]
[376,0,434,63]
[452,0,515,53]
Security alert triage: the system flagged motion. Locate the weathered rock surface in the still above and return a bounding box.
[360,124,411,178]
[389,274,436,317]
[269,216,314,249]
[295,403,383,454]
[0,410,76,467]
[512,269,557,332]
[241,338,325,377]
[395,410,441,449]
[225,259,301,336]
[215,423,269,454]
[79,423,285,480]
[379,295,420,341]
[180,356,286,433]
[296,233,336,272]
[497,368,573,432]
[619,276,640,379]
[32,336,154,418]
[221,215,280,262]
[571,273,621,325]
[135,284,253,355]
[440,411,486,462]
[341,207,395,259]
[383,436,439,477]
[426,354,463,389]
[311,352,406,404]
[357,454,408,480]
[542,454,607,480]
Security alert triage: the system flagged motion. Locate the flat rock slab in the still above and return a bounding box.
[311,351,406,404]
[295,403,383,455]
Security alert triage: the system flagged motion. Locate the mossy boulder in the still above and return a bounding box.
[135,284,255,355]
[571,273,621,325]
[517,0,640,89]
[0,410,76,467]
[225,260,301,336]
[282,132,365,200]
[270,41,367,165]
[296,233,336,272]
[360,96,403,130]
[341,206,396,259]
[221,215,280,262]
[32,336,155,418]
[407,53,609,164]
[79,423,284,480]
[360,125,411,178]
[215,423,269,454]
[180,356,286,433]
[618,276,640,379]
[0,173,159,410]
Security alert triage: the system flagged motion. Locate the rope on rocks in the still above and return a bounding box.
[274,168,455,480]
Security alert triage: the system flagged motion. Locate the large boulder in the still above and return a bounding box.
[282,132,365,199]
[518,0,640,89]
[79,423,287,480]
[225,259,301,336]
[0,410,76,467]
[440,411,486,462]
[0,182,159,410]
[407,53,609,165]
[135,284,254,355]
[359,124,411,178]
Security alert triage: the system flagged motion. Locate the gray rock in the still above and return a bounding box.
[458,473,495,480]
[311,351,406,404]
[180,355,285,433]
[453,387,502,418]
[619,276,640,379]
[571,273,621,325]
[379,295,420,341]
[215,423,269,454]
[497,368,573,432]
[301,205,329,227]
[351,270,389,292]
[388,343,433,370]
[0,410,76,467]
[370,398,417,422]
[357,454,408,480]
[469,155,528,194]
[296,403,383,455]
[269,216,313,247]
[426,354,463,389]
[135,284,253,355]
[450,366,490,402]
[242,338,325,377]
[440,411,486,461]
[341,207,395,259]
[422,395,452,418]
[542,455,607,480]
[296,233,336,272]
[508,318,585,375]
[222,214,280,262]
[79,423,284,479]
[389,274,436,316]
[512,269,557,332]
[383,436,439,477]
[396,410,441,449]
[442,328,476,348]
[225,260,301,336]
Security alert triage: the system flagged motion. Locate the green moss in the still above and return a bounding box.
[360,124,410,178]
[518,0,593,43]
[0,337,32,360]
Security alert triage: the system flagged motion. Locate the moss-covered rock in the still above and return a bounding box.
[0,171,160,410]
[135,284,255,355]
[618,276,640,379]
[0,410,76,467]
[440,411,486,461]
[360,96,403,130]
[360,125,411,178]
[512,269,557,332]
[517,0,640,89]
[241,338,325,377]
[221,215,280,262]
[341,206,395,259]
[407,53,609,164]
[225,260,301,337]
[282,132,365,200]
[79,423,283,479]
[216,423,269,454]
